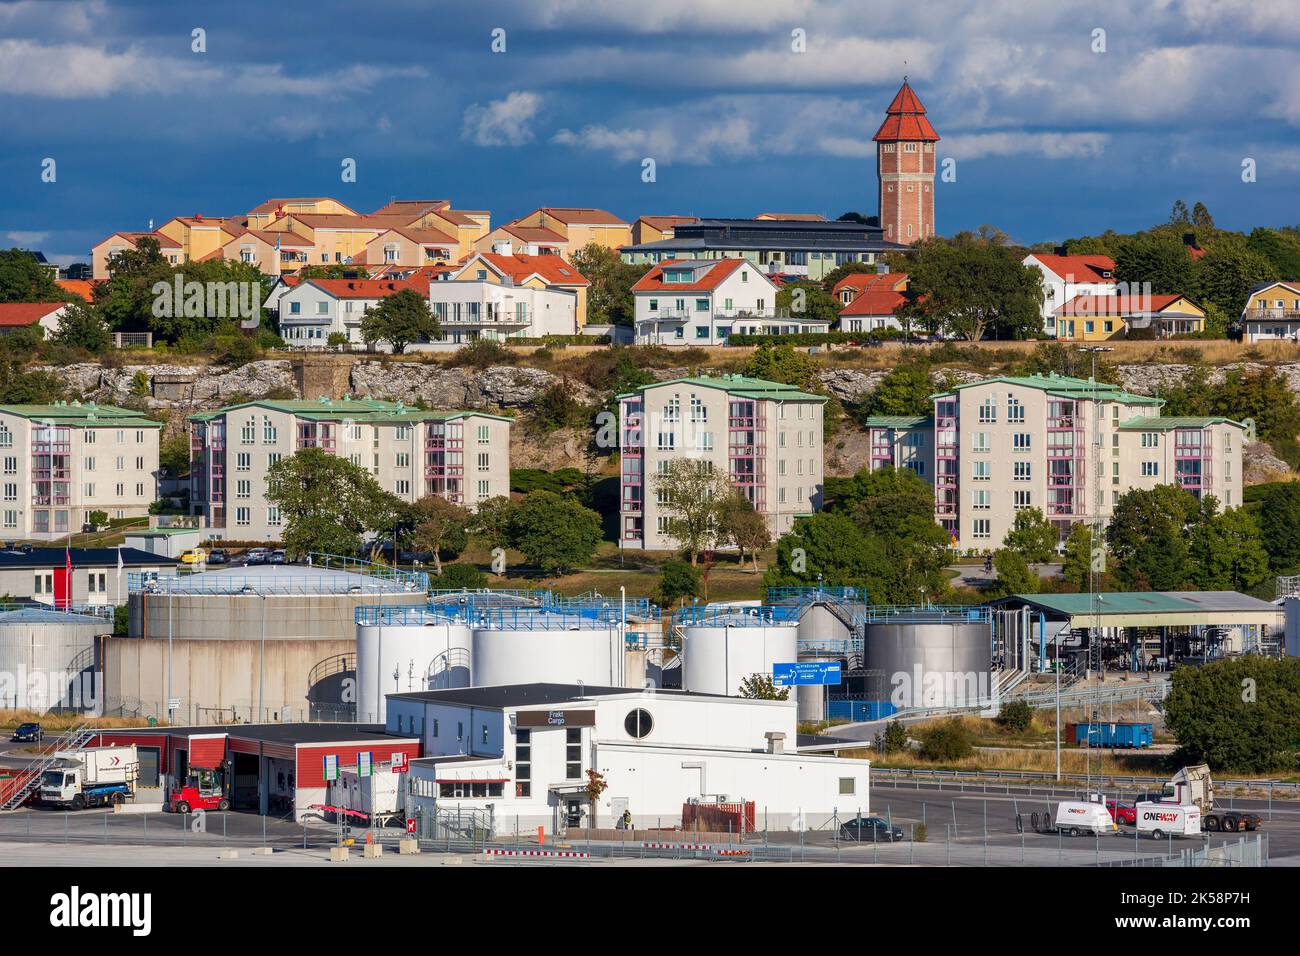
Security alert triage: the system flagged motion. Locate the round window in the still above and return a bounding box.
[624,708,653,739]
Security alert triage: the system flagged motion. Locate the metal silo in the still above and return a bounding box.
[0,607,109,712]
[677,606,800,697]
[863,610,992,709]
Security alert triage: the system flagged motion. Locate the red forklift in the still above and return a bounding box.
[169,765,230,813]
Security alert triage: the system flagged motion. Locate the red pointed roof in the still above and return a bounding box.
[873,80,940,142]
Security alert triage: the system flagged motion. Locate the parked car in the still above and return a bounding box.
[11,722,42,743]
[839,816,905,842]
[206,548,228,565]
[244,548,271,565]
[178,548,207,565]
[1105,799,1137,826]
[268,549,286,565]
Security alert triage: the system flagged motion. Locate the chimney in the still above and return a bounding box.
[764,731,786,755]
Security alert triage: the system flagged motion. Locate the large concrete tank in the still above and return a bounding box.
[356,618,473,722]
[680,621,799,697]
[0,609,107,711]
[472,620,625,687]
[864,618,992,709]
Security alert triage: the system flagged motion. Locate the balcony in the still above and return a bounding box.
[1245,307,1300,320]
[435,308,531,329]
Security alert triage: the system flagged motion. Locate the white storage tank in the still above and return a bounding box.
[0,608,108,712]
[680,612,799,697]
[472,615,624,688]
[356,612,473,723]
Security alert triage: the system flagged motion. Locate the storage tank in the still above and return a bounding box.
[356,609,473,722]
[864,616,992,709]
[0,608,108,712]
[679,611,799,697]
[472,614,625,687]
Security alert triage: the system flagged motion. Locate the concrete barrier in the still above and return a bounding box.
[218,849,239,860]
[398,838,420,855]
[363,843,382,859]
[329,846,349,863]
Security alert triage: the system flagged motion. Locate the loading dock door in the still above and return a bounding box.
[231,752,260,811]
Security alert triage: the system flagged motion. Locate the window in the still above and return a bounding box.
[1013,490,1031,510]
[236,480,250,499]
[477,425,490,445]
[1012,433,1031,453]
[396,452,410,468]
[267,506,282,527]
[236,452,251,472]
[1142,461,1159,477]
[624,709,653,739]
[1007,397,1025,423]
[235,507,250,526]
[477,479,490,498]
[838,777,856,796]
[566,727,582,779]
[973,461,991,481]
[263,418,277,444]
[972,489,991,510]
[972,519,991,539]
[1013,461,1031,481]
[1141,432,1159,448]
[972,432,990,453]
[477,452,489,472]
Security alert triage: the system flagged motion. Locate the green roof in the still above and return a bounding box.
[864,415,933,428]
[617,374,827,403]
[1006,592,1195,615]
[929,374,1162,406]
[188,396,512,424]
[1118,416,1245,431]
[0,402,162,427]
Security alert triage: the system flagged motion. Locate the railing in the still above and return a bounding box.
[129,569,426,595]
[1244,307,1300,320]
[765,586,868,605]
[0,723,97,811]
[307,652,356,689]
[671,604,802,627]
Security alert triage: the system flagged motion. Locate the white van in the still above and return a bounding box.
[1053,801,1116,836]
[1135,802,1201,839]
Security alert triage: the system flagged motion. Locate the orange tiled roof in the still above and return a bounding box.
[475,253,590,286]
[873,80,940,142]
[55,279,97,302]
[0,302,67,327]
[631,259,756,293]
[1031,254,1117,284]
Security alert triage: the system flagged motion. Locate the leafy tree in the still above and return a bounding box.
[1001,507,1058,564]
[776,281,840,328]
[159,433,191,478]
[1246,228,1300,279]
[1186,504,1270,592]
[264,448,390,558]
[652,459,732,565]
[87,510,109,529]
[1105,485,1199,589]
[569,243,649,326]
[1193,240,1277,317]
[863,361,933,418]
[1256,482,1300,573]
[360,288,440,353]
[0,248,69,303]
[743,342,815,389]
[1114,233,1194,294]
[470,495,516,551]
[997,699,1035,734]
[986,548,1038,599]
[876,719,908,753]
[54,300,113,353]
[510,491,602,573]
[917,719,974,762]
[1017,342,1120,383]
[1061,523,1100,591]
[844,466,951,602]
[901,237,1043,340]
[717,492,771,572]
[0,359,63,404]
[655,559,701,607]
[431,562,488,590]
[763,512,874,590]
[1191,201,1214,229]
[738,674,790,701]
[1169,199,1191,225]
[1164,657,1300,772]
[410,495,471,573]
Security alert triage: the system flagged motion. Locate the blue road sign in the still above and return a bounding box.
[773,661,842,686]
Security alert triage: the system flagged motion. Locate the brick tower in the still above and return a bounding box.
[874,78,939,244]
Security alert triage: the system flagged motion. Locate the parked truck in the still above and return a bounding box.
[40,745,139,810]
[1142,765,1262,833]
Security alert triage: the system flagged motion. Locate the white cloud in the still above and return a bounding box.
[461,91,543,147]
[941,132,1110,161]
[0,40,217,97]
[5,231,50,247]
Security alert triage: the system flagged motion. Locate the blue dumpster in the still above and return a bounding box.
[1074,721,1153,748]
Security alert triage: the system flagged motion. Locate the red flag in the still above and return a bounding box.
[62,545,72,609]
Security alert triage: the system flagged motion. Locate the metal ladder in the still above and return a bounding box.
[0,723,98,811]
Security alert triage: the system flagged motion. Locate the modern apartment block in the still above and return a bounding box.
[188,398,511,542]
[866,373,1245,552]
[0,402,161,539]
[617,375,826,550]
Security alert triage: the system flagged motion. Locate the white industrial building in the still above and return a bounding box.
[389,683,869,834]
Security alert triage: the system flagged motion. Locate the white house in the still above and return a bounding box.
[632,259,828,345]
[276,277,426,347]
[389,683,868,834]
[427,280,577,344]
[1022,253,1118,336]
[0,302,73,338]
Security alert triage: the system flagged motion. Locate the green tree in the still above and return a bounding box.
[737,674,790,701]
[511,491,602,573]
[1114,233,1194,294]
[743,343,815,389]
[159,433,191,478]
[844,466,951,602]
[1193,241,1277,318]
[863,361,933,417]
[1246,228,1300,278]
[0,359,63,403]
[51,301,112,352]
[1164,657,1300,772]
[776,281,840,328]
[1169,199,1191,225]
[360,288,440,353]
[1257,482,1300,573]
[917,719,974,762]
[997,699,1035,734]
[763,512,873,590]
[264,448,390,558]
[410,495,471,573]
[716,491,771,572]
[902,237,1043,340]
[1191,202,1214,229]
[431,562,488,590]
[986,548,1038,599]
[1001,507,1058,565]
[876,719,909,753]
[652,459,732,565]
[655,559,701,607]
[1106,485,1199,589]
[1186,504,1270,592]
[0,249,69,303]
[471,495,516,551]
[569,243,648,326]
[1061,523,1100,592]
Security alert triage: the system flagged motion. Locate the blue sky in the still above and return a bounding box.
[2,0,1298,264]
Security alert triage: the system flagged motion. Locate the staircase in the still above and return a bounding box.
[0,724,98,811]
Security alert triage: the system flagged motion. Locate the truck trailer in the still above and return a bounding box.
[326,766,403,827]
[39,745,139,810]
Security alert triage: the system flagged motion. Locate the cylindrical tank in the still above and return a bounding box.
[794,655,841,723]
[356,619,473,722]
[864,619,992,709]
[472,623,624,687]
[0,609,107,711]
[680,622,798,697]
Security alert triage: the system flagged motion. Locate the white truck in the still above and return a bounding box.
[326,765,403,827]
[1135,802,1201,839]
[40,745,139,810]
[1141,765,1262,832]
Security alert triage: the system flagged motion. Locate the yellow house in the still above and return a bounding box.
[474,222,567,257]
[90,231,184,279]
[155,215,239,264]
[513,207,631,257]
[265,214,405,267]
[453,252,591,327]
[246,197,357,230]
[207,227,315,276]
[366,201,490,259]
[363,227,459,268]
[1056,293,1205,341]
[1241,280,1300,342]
[631,216,699,245]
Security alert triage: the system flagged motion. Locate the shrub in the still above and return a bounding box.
[917,719,975,762]
[996,699,1034,734]
[446,339,512,369]
[913,823,928,843]
[877,719,909,754]
[431,562,488,590]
